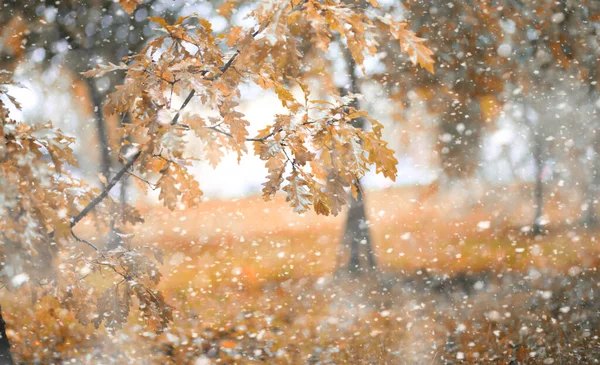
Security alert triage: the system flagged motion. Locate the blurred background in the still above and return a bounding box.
[1,0,600,364]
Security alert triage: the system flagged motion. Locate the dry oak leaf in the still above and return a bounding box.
[118,0,143,14]
[262,155,286,200]
[283,170,313,213]
[157,167,181,211]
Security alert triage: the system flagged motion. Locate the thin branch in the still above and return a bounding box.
[208,120,225,129]
[208,125,280,143]
[231,66,244,78]
[71,230,104,257]
[212,50,241,80]
[170,89,196,126]
[152,154,177,165]
[250,128,281,142]
[288,0,307,14]
[281,146,296,168]
[69,150,142,229]
[126,171,159,190]
[171,50,241,127]
[143,69,175,85]
[95,260,129,280]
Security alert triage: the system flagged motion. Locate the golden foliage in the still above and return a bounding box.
[3,0,434,337]
[0,74,167,334]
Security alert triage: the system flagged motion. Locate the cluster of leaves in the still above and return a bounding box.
[89,246,172,332]
[91,0,433,217]
[254,95,399,215]
[0,73,171,333]
[0,71,93,285]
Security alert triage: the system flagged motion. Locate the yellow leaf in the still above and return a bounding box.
[187,115,206,137]
[366,0,380,8]
[148,16,171,30]
[274,83,300,112]
[119,0,142,14]
[393,23,435,74]
[132,176,149,196]
[98,173,108,185]
[262,156,286,200]
[205,140,224,168]
[293,77,310,105]
[171,164,203,207]
[104,81,141,115]
[54,219,72,241]
[157,167,180,211]
[226,26,244,47]
[217,0,242,18]
[311,183,331,216]
[325,171,349,216]
[361,132,398,181]
[46,139,78,171]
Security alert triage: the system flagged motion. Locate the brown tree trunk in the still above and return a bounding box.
[438,100,483,181]
[87,79,112,183]
[531,131,545,236]
[337,43,377,275]
[342,187,376,274]
[583,143,599,229]
[0,305,14,365]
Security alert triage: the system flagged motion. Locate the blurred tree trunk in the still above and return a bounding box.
[342,188,377,274]
[438,100,483,181]
[583,139,599,229]
[0,305,13,365]
[582,84,600,229]
[531,130,545,236]
[337,45,376,275]
[87,79,112,183]
[120,170,129,216]
[119,112,131,219]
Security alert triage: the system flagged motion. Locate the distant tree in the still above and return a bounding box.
[501,0,600,233]
[209,0,434,275]
[386,0,600,231]
[380,1,505,184]
[338,47,379,275]
[0,0,432,361]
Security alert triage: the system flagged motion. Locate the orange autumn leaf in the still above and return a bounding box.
[392,23,435,74]
[118,0,143,14]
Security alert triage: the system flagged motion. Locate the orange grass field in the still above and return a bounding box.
[3,185,600,364]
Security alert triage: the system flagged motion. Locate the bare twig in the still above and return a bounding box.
[71,230,104,257]
[170,89,196,126]
[126,171,159,190]
[70,150,143,229]
[171,49,241,127]
[208,125,280,142]
[212,50,241,79]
